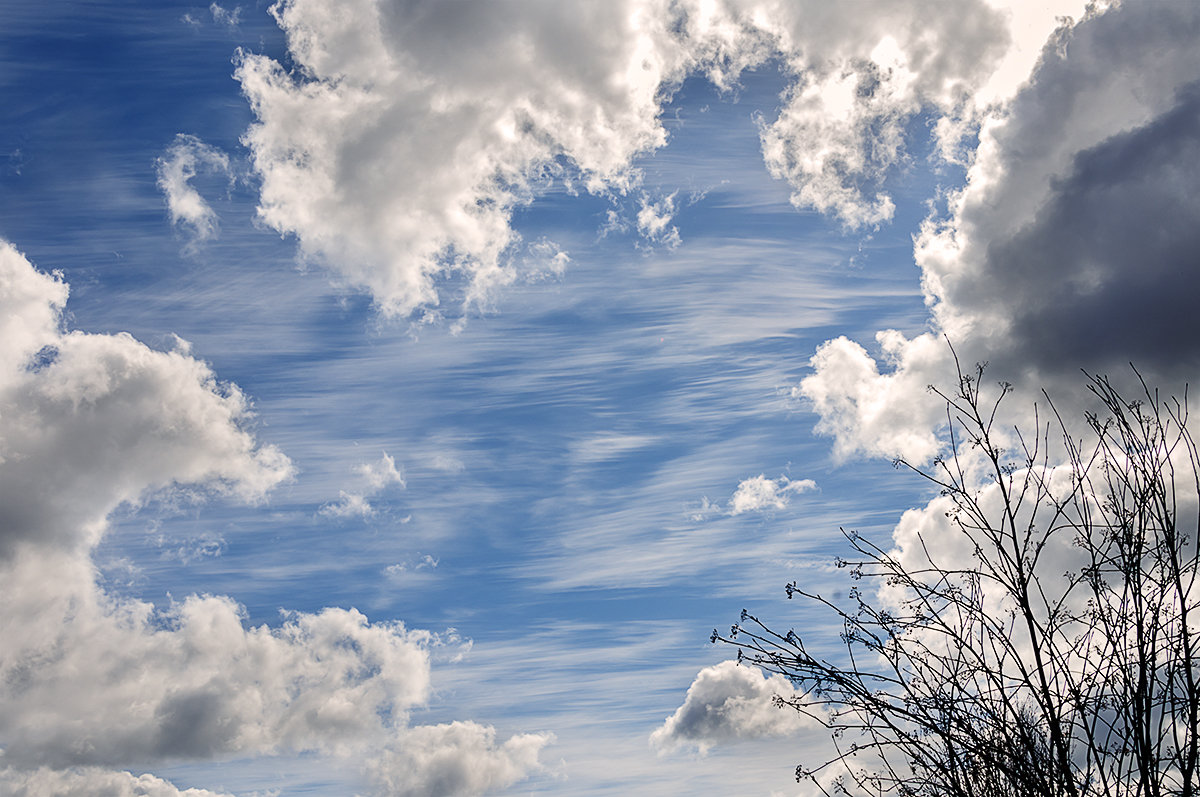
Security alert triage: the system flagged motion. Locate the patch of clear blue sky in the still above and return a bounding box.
[1,3,963,792]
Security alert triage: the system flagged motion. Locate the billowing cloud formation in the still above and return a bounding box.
[0,556,550,792]
[651,660,811,753]
[236,0,689,316]
[236,0,1017,316]
[0,766,232,797]
[799,2,1200,462]
[759,48,906,229]
[156,134,232,243]
[368,721,554,797]
[0,240,547,794]
[1,566,429,766]
[0,240,292,557]
[799,331,949,463]
[728,474,816,515]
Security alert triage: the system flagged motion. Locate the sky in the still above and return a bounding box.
[2,1,1200,795]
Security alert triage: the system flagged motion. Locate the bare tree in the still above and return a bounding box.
[715,364,1200,797]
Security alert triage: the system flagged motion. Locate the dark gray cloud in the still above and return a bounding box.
[929,0,1200,379]
[994,82,1200,371]
[800,1,1200,462]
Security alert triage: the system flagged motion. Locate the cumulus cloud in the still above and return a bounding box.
[774,15,1200,789]
[0,240,292,558]
[689,0,1013,229]
[0,766,233,797]
[0,550,545,792]
[651,660,812,754]
[690,473,817,521]
[236,0,690,317]
[920,2,1200,375]
[368,721,553,797]
[728,474,817,515]
[0,241,546,794]
[800,1,1200,462]
[0,558,431,766]
[759,55,904,229]
[798,331,950,463]
[156,134,232,244]
[235,0,1019,316]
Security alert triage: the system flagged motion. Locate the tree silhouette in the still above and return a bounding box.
[716,363,1200,797]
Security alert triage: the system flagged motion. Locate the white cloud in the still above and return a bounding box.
[209,3,241,29]
[688,1,1013,229]
[0,240,292,557]
[321,452,406,517]
[636,192,681,247]
[236,0,692,317]
[386,554,439,577]
[0,766,233,797]
[798,331,949,463]
[367,721,553,797]
[0,549,545,793]
[320,490,375,518]
[758,57,904,229]
[158,530,227,564]
[728,474,817,515]
[524,238,570,281]
[0,558,431,766]
[356,451,405,491]
[0,239,66,376]
[571,433,658,464]
[235,0,1022,316]
[651,660,812,754]
[156,135,232,244]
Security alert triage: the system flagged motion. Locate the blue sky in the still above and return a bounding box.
[4,2,1200,795]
